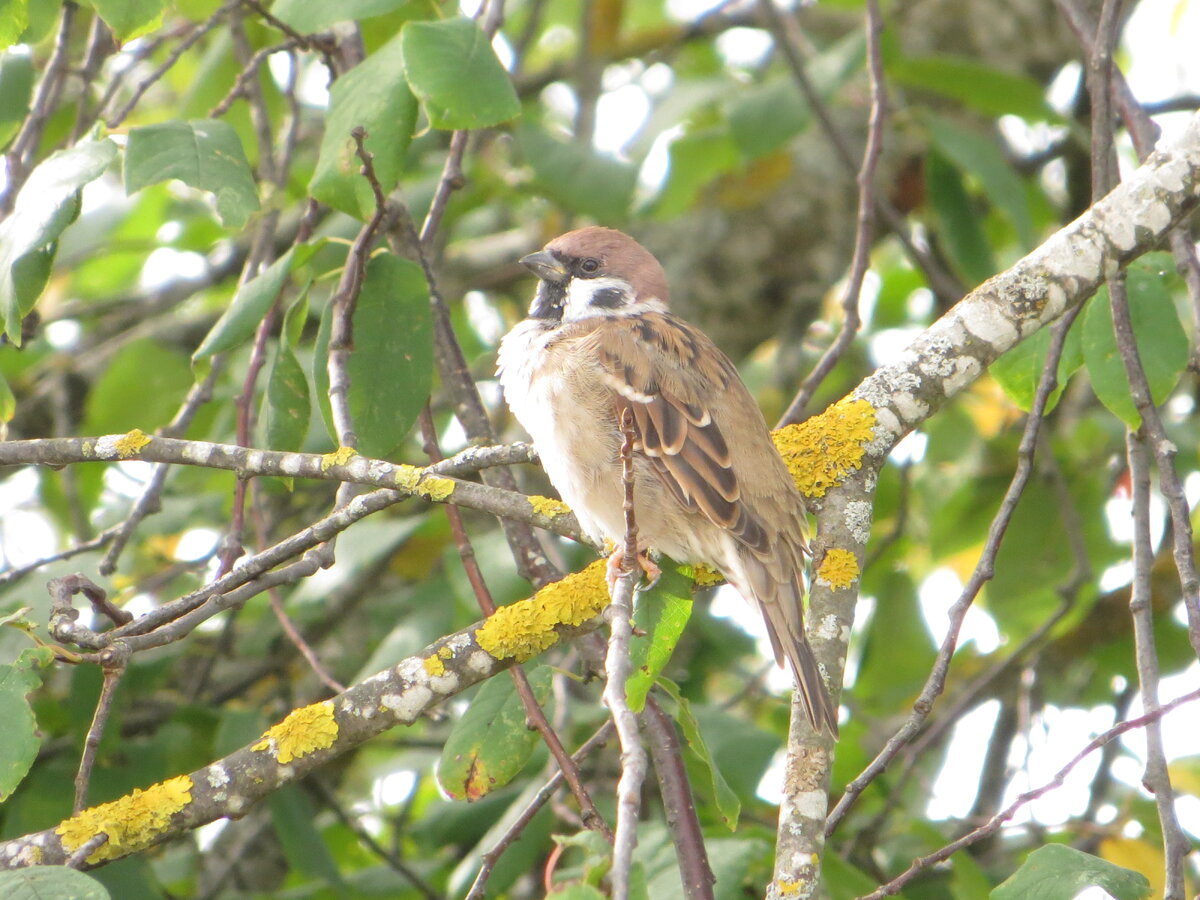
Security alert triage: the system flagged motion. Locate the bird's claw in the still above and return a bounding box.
[605,546,662,594]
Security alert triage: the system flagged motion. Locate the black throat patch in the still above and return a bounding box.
[529,279,567,321]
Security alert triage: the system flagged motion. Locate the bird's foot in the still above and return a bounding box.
[605,545,661,594]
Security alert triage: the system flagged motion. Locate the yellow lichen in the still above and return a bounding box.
[817,549,860,589]
[690,564,724,587]
[393,464,455,501]
[476,560,610,661]
[56,775,193,863]
[528,495,571,519]
[423,654,446,676]
[114,429,151,458]
[773,397,877,498]
[418,474,455,501]
[252,701,339,764]
[321,446,357,470]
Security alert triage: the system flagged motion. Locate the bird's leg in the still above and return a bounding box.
[605,545,662,594]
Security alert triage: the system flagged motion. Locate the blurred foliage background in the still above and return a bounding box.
[0,0,1198,897]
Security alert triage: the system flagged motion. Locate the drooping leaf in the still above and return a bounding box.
[0,646,54,801]
[926,113,1035,247]
[124,119,259,227]
[889,55,1063,123]
[0,0,28,48]
[649,129,739,219]
[437,665,552,801]
[0,866,111,900]
[728,80,812,161]
[267,785,348,892]
[626,563,693,713]
[989,317,1083,412]
[927,151,996,285]
[655,678,740,829]
[400,17,520,130]
[269,0,413,31]
[519,124,637,222]
[310,34,417,220]
[0,369,15,424]
[341,252,432,459]
[992,844,1151,900]
[264,342,310,453]
[0,139,116,343]
[192,241,325,367]
[93,0,168,40]
[1081,256,1189,428]
[0,46,33,143]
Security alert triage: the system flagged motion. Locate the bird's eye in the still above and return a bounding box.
[580,258,600,274]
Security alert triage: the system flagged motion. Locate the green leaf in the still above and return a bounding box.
[0,139,116,344]
[926,113,1035,247]
[728,80,811,161]
[547,886,607,900]
[93,0,168,40]
[626,563,693,713]
[437,664,552,801]
[0,47,33,144]
[889,55,1062,123]
[0,866,111,900]
[192,241,325,365]
[654,678,740,829]
[519,123,637,222]
[0,646,54,801]
[927,151,995,285]
[264,343,310,453]
[989,318,1083,412]
[124,119,259,227]
[267,785,348,892]
[0,0,28,49]
[82,339,193,435]
[344,252,432,459]
[269,0,413,31]
[400,17,520,129]
[649,129,739,219]
[0,369,14,423]
[310,35,417,220]
[1082,256,1189,428]
[992,844,1151,900]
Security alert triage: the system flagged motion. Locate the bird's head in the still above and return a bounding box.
[520,227,669,323]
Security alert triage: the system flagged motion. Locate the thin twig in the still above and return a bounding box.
[777,0,886,426]
[645,697,715,900]
[64,832,109,869]
[604,410,647,900]
[306,779,442,900]
[828,303,1082,834]
[417,406,610,838]
[106,2,236,128]
[74,648,128,813]
[755,0,963,304]
[857,687,1200,899]
[1125,430,1189,898]
[465,722,614,900]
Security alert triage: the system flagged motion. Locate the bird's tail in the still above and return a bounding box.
[731,544,839,735]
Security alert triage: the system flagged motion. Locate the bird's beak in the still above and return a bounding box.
[519,250,569,284]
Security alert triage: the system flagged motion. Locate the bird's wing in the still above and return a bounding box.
[588,312,772,556]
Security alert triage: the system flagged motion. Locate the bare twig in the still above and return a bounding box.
[465,722,614,900]
[1125,430,1189,898]
[828,304,1082,834]
[777,0,886,426]
[604,410,647,900]
[0,525,121,588]
[74,648,128,813]
[417,406,610,838]
[755,0,963,304]
[645,697,715,900]
[857,687,1200,899]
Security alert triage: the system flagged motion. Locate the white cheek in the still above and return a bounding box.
[562,276,632,321]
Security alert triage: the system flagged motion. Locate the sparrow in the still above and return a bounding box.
[496,226,837,734]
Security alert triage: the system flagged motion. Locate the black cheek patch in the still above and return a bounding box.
[590,287,627,309]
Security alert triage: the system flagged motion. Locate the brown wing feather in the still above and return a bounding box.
[594,313,837,734]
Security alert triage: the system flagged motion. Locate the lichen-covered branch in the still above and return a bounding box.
[0,561,612,871]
